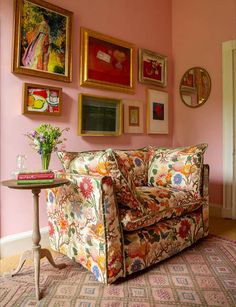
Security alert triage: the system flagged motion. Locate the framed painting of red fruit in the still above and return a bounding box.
[22,83,62,115]
[80,27,135,93]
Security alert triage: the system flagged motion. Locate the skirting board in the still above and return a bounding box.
[0,227,49,259]
[209,203,232,219]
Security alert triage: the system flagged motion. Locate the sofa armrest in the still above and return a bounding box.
[202,164,210,198]
[201,164,210,236]
[46,173,124,284]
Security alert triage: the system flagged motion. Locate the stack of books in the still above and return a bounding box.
[17,170,55,185]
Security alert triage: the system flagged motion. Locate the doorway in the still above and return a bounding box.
[223,39,236,219]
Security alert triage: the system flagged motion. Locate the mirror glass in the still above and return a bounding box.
[179,67,211,107]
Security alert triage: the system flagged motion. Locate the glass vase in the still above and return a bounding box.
[41,152,51,170]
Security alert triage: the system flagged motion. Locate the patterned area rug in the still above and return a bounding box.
[1,235,236,307]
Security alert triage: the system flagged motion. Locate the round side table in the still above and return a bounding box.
[1,178,69,300]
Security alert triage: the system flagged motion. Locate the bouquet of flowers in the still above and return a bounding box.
[26,124,69,169]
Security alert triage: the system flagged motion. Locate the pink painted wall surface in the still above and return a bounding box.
[0,0,172,237]
[172,0,236,205]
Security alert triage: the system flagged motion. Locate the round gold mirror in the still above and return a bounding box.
[179,67,211,108]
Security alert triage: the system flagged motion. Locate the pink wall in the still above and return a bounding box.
[172,0,236,205]
[0,0,172,237]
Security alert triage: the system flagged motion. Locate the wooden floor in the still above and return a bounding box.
[1,217,236,274]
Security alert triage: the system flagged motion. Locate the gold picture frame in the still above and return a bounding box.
[123,99,144,134]
[23,82,62,116]
[80,27,135,93]
[12,0,73,82]
[78,93,122,136]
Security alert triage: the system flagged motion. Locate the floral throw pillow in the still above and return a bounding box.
[148,143,208,194]
[57,149,141,210]
[114,148,149,187]
[58,149,114,176]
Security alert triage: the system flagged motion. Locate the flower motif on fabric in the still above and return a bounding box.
[131,258,142,272]
[79,177,93,199]
[47,191,54,203]
[134,157,142,167]
[48,221,54,236]
[92,265,101,280]
[178,220,191,239]
[59,218,68,232]
[172,173,183,185]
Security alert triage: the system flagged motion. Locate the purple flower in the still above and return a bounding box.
[31,130,37,138]
[131,259,142,272]
[134,158,142,167]
[48,191,54,203]
[173,173,183,185]
[39,134,45,142]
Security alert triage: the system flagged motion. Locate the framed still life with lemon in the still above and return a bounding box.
[12,0,72,82]
[23,83,62,115]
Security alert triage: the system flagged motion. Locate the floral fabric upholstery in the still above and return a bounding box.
[47,174,124,284]
[57,149,141,210]
[148,143,208,195]
[120,186,205,231]
[114,148,149,186]
[202,164,210,236]
[124,209,204,276]
[47,146,209,284]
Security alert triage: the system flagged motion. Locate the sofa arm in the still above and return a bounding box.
[201,164,210,236]
[202,164,209,198]
[46,174,124,284]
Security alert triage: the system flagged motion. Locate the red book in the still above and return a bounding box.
[17,172,54,180]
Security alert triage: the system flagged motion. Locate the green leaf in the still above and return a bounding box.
[187,156,192,162]
[72,247,78,255]
[152,169,157,175]
[99,242,105,251]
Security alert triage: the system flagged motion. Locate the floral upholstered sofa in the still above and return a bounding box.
[46,144,209,284]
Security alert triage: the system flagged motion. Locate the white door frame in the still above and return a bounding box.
[222,39,236,219]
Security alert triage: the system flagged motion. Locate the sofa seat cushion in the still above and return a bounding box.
[124,209,204,275]
[148,143,208,195]
[120,186,204,231]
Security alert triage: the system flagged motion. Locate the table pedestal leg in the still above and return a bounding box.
[11,250,32,277]
[8,188,66,301]
[32,188,41,301]
[40,249,67,269]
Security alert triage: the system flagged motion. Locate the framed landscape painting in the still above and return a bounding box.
[23,83,62,115]
[123,100,144,133]
[80,27,135,93]
[78,94,122,136]
[146,89,168,134]
[139,48,167,87]
[12,0,73,82]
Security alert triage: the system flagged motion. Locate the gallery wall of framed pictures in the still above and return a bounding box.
[12,0,169,136]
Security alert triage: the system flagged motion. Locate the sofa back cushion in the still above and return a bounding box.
[114,148,149,187]
[57,149,141,210]
[148,143,208,194]
[58,149,113,176]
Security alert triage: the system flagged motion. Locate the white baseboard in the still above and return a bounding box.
[209,202,232,219]
[0,227,49,259]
